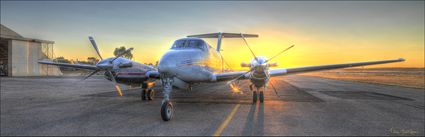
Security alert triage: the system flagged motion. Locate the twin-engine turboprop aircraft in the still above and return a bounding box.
[39,37,159,100]
[39,32,405,121]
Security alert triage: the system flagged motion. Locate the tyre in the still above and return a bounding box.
[259,91,264,103]
[161,101,174,121]
[147,89,155,100]
[253,91,258,103]
[141,89,147,101]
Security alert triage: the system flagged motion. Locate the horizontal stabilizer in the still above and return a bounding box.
[187,32,258,38]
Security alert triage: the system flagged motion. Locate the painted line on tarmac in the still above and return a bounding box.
[212,104,241,136]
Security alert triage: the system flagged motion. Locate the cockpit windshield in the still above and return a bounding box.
[171,39,207,51]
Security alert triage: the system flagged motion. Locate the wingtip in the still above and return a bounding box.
[398,58,406,61]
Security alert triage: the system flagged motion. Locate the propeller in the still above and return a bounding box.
[268,79,278,95]
[82,36,133,96]
[241,33,259,62]
[225,34,260,85]
[89,36,103,60]
[226,67,254,85]
[108,71,123,96]
[226,34,294,86]
[82,70,99,80]
[265,45,294,63]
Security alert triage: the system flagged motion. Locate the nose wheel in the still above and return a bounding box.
[160,76,174,121]
[161,100,174,121]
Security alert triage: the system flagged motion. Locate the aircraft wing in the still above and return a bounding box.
[213,71,249,82]
[212,58,405,82]
[269,58,405,76]
[38,60,98,70]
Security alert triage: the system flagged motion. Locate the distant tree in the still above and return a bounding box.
[77,60,90,65]
[113,46,133,60]
[53,56,71,63]
[53,57,75,71]
[87,57,99,65]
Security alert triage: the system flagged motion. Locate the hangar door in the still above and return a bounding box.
[0,40,8,76]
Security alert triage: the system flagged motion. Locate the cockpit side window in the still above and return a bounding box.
[171,40,186,49]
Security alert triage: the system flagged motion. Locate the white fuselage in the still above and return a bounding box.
[157,37,270,89]
[158,38,223,83]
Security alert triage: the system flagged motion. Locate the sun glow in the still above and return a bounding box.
[229,83,243,94]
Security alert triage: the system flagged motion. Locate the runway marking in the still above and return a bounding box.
[212,104,241,136]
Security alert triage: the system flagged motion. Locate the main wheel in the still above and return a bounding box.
[147,89,155,100]
[141,89,147,101]
[253,91,258,103]
[259,91,264,103]
[161,101,174,121]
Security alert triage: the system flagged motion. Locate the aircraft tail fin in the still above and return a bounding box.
[187,32,258,52]
[187,32,258,38]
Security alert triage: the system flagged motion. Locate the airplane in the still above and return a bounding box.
[39,37,159,101]
[39,32,405,121]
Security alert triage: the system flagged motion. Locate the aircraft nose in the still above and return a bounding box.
[158,53,176,74]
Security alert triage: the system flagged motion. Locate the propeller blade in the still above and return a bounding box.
[88,36,103,60]
[107,71,123,96]
[226,68,254,85]
[268,79,279,95]
[240,33,258,61]
[82,70,99,81]
[265,45,295,63]
[110,47,134,63]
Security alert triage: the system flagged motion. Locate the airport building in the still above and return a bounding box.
[0,24,62,76]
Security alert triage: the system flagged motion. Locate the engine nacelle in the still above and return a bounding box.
[241,62,251,67]
[118,62,133,68]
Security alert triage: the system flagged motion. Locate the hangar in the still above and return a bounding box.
[0,24,62,76]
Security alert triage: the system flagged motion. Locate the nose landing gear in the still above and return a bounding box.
[160,76,174,121]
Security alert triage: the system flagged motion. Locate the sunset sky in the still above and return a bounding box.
[1,1,423,69]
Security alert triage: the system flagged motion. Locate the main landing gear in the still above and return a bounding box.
[252,91,264,103]
[250,84,265,103]
[141,82,156,101]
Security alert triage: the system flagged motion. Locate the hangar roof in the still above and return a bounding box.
[1,24,54,44]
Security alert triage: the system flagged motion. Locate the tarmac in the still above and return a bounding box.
[1,75,423,136]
